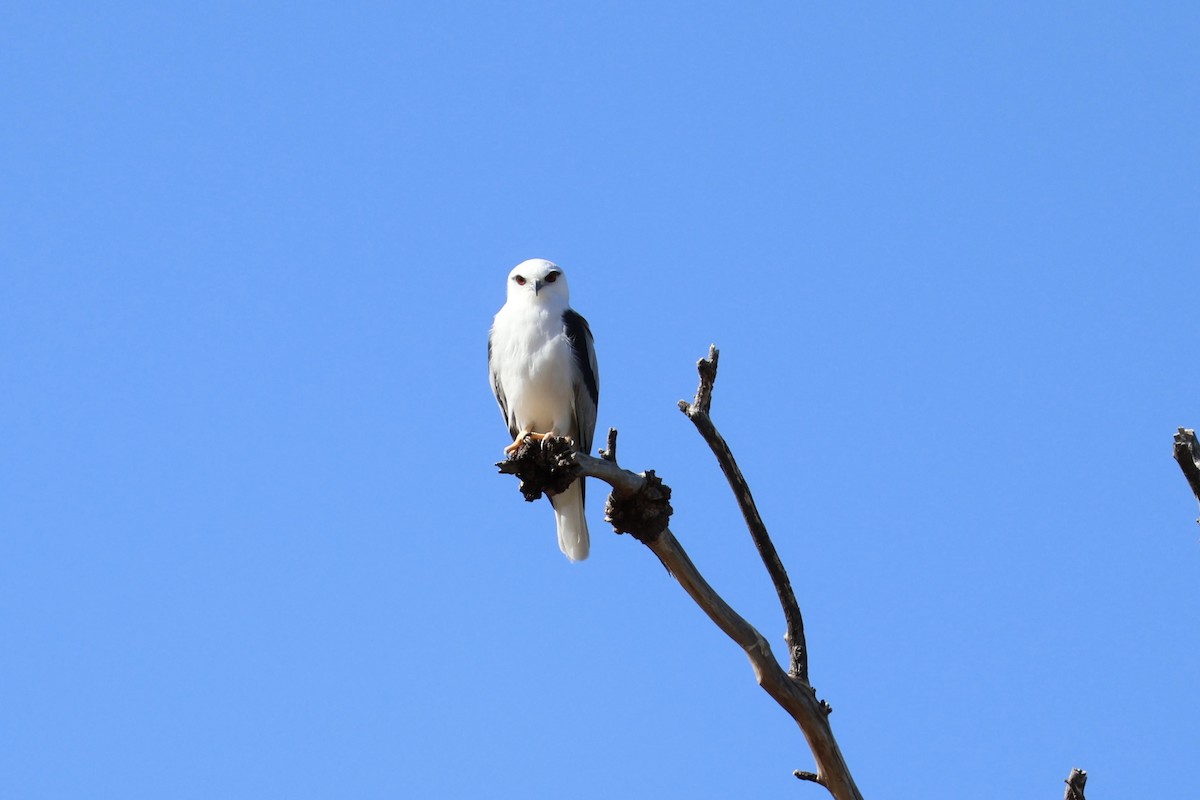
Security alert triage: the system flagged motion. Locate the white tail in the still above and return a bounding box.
[550,479,590,561]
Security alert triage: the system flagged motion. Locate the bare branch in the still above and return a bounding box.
[1064,768,1087,800]
[497,429,862,800]
[1173,428,1200,522]
[494,439,668,539]
[643,525,859,798]
[678,345,810,682]
[495,351,1086,800]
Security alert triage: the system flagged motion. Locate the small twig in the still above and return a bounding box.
[1173,428,1200,523]
[1064,768,1087,800]
[794,770,825,786]
[679,345,810,682]
[599,427,618,462]
[685,343,719,415]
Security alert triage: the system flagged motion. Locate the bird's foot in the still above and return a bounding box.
[503,431,573,455]
[503,431,533,455]
[535,431,575,449]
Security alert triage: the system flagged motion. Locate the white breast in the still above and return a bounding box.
[491,304,577,437]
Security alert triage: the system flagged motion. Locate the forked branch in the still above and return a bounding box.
[496,347,860,799]
[499,435,859,799]
[496,348,1085,799]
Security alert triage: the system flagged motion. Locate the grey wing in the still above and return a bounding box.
[562,309,599,456]
[488,331,518,439]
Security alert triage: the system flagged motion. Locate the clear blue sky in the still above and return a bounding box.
[3,2,1198,798]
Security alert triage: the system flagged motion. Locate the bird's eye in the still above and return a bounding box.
[513,275,526,285]
[545,271,559,283]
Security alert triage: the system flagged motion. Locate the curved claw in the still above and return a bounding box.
[504,430,532,455]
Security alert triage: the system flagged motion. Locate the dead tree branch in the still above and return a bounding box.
[1173,428,1200,522]
[496,348,1084,799]
[678,344,809,681]
[1064,768,1087,800]
[496,348,861,799]
[499,435,860,799]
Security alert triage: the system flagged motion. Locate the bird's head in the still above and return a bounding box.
[506,258,570,306]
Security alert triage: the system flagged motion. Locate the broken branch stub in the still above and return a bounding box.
[1064,768,1087,800]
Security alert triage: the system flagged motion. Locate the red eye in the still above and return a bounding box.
[513,275,526,285]
[545,272,559,283]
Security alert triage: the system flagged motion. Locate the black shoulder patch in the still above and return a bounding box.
[562,309,598,407]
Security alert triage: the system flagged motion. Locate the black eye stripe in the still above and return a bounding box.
[545,271,559,282]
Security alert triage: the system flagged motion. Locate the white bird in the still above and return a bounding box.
[489,259,599,562]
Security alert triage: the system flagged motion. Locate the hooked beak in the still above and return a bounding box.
[533,279,544,295]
